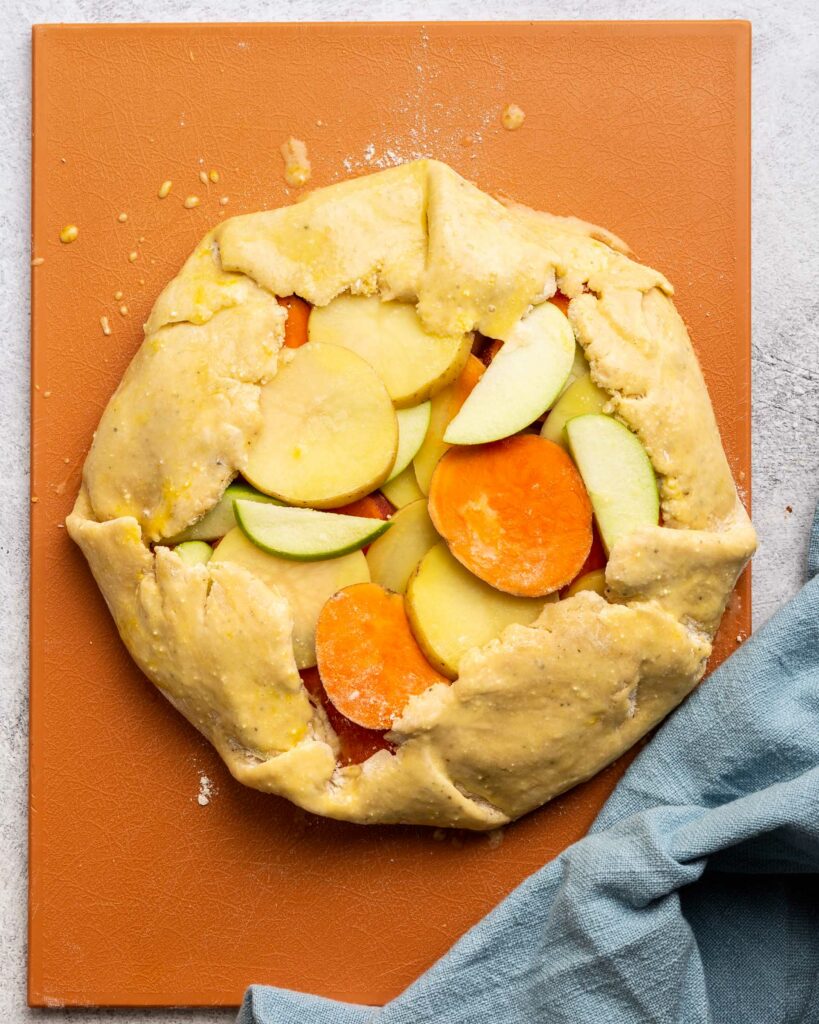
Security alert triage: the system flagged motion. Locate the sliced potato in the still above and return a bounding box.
[170,482,280,543]
[541,372,608,448]
[387,403,431,482]
[380,465,425,509]
[406,543,546,678]
[245,342,398,508]
[211,526,370,669]
[308,294,471,407]
[366,499,439,594]
[564,568,607,598]
[413,355,485,494]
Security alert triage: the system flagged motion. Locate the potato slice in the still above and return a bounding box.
[366,499,439,594]
[211,526,369,668]
[308,294,472,408]
[406,543,547,678]
[380,465,425,509]
[413,355,485,494]
[245,342,398,508]
[541,372,608,448]
[564,568,607,598]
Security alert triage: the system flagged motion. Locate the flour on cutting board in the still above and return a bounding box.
[196,773,215,806]
[335,26,508,179]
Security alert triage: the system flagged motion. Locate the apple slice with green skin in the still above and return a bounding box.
[565,414,659,555]
[564,568,606,598]
[174,540,213,566]
[235,499,390,561]
[541,372,609,448]
[366,498,439,594]
[380,465,424,509]
[308,295,472,408]
[443,302,575,445]
[561,343,591,396]
[406,543,549,679]
[387,402,431,483]
[170,482,280,543]
[210,526,369,669]
[245,342,398,508]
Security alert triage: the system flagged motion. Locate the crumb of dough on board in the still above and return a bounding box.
[281,136,312,187]
[100,316,112,336]
[501,103,526,130]
[59,224,79,243]
[158,179,173,199]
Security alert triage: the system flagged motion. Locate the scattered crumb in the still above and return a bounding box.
[56,522,64,528]
[31,496,39,503]
[117,212,128,223]
[128,251,138,262]
[100,315,112,336]
[158,179,173,199]
[280,136,311,188]
[197,774,214,806]
[31,256,45,267]
[785,505,793,514]
[43,390,52,398]
[486,827,505,849]
[59,224,79,244]
[114,290,123,301]
[501,103,526,130]
[183,195,200,209]
[63,457,70,464]
[138,236,145,243]
[209,169,220,183]
[198,169,209,185]
[119,305,129,316]
[219,196,229,206]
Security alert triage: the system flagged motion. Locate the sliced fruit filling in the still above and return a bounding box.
[159,290,661,757]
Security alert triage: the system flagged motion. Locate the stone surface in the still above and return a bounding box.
[1,2,816,1021]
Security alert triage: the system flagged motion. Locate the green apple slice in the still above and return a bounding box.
[235,499,390,561]
[174,540,213,566]
[406,544,547,678]
[170,482,280,543]
[564,568,606,598]
[561,343,591,395]
[210,527,370,668]
[380,465,425,509]
[308,294,472,408]
[366,498,439,594]
[443,301,575,445]
[541,372,609,448]
[245,342,398,508]
[565,414,659,555]
[387,402,431,482]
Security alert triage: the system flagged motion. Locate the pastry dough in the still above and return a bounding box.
[68,160,755,829]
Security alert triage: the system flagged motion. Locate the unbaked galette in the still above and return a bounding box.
[68,160,756,829]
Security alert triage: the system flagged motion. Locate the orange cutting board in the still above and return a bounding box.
[30,21,751,1008]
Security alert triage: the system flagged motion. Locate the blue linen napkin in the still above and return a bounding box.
[239,508,819,1024]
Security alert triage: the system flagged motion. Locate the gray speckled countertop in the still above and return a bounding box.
[1,2,817,1021]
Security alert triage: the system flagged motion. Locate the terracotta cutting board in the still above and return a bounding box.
[30,20,751,1008]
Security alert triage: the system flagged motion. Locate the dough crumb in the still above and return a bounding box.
[501,103,526,131]
[158,179,173,199]
[281,137,312,188]
[59,224,79,244]
[117,212,128,223]
[485,827,505,849]
[183,195,200,209]
[31,256,45,266]
[197,774,214,806]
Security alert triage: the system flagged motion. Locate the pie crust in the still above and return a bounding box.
[67,160,756,829]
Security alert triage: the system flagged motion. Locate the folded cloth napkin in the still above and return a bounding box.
[239,508,819,1024]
